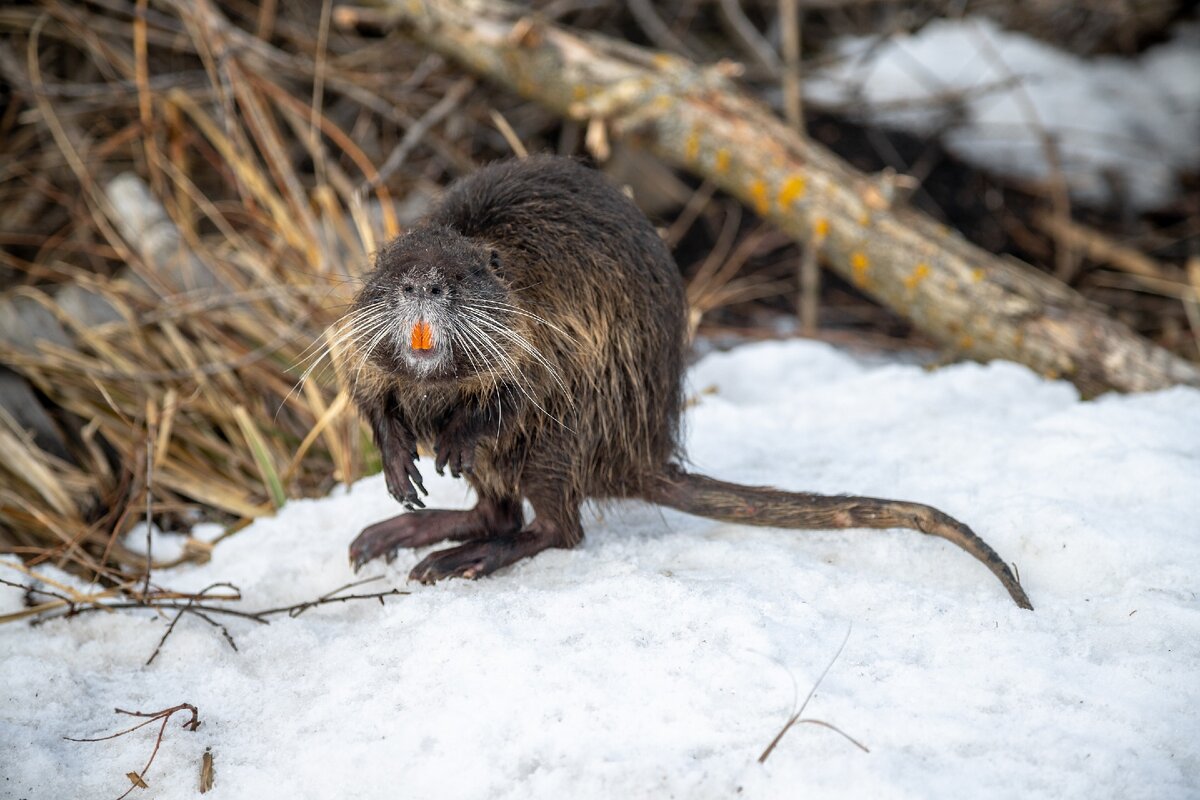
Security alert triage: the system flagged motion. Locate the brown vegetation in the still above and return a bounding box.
[1,0,1196,589]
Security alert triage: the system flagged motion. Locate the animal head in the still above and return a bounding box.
[350,226,512,381]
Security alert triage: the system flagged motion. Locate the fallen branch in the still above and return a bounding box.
[340,0,1200,396]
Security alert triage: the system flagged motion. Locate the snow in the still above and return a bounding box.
[3,339,1199,799]
[806,18,1200,212]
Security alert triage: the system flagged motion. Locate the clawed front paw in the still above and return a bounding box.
[384,450,427,510]
[433,427,478,478]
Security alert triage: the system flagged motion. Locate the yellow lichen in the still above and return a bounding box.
[813,218,830,240]
[777,175,806,208]
[685,130,701,162]
[903,263,931,291]
[971,268,986,283]
[749,180,770,215]
[715,149,730,174]
[850,251,870,285]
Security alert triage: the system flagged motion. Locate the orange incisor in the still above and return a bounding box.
[411,321,434,350]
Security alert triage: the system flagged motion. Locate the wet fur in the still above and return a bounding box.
[345,156,1032,609]
[350,156,686,543]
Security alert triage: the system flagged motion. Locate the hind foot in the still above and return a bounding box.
[350,499,522,571]
[409,522,571,584]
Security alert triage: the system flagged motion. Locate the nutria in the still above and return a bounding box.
[343,155,1032,609]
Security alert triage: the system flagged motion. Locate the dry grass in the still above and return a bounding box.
[0,0,428,583]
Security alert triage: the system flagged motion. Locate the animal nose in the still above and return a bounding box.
[401,283,444,297]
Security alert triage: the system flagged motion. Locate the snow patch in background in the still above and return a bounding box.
[2,340,1199,799]
[806,18,1200,212]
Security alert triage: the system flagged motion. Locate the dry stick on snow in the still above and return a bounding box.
[758,626,869,763]
[250,575,405,618]
[65,703,201,800]
[145,581,243,666]
[200,746,215,794]
[120,583,395,625]
[338,0,1200,396]
[6,569,409,661]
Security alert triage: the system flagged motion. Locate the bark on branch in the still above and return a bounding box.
[339,0,1200,396]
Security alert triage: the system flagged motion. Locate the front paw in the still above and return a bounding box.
[384,451,427,509]
[433,427,478,478]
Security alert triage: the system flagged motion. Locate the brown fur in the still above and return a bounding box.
[345,155,1031,609]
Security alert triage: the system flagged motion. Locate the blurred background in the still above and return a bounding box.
[1,0,1197,583]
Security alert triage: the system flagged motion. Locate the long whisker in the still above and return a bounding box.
[469,299,574,339]
[450,319,505,434]
[297,317,387,385]
[304,310,393,386]
[456,316,568,430]
[349,313,402,394]
[461,310,570,398]
[450,316,490,386]
[277,304,394,417]
[461,313,573,414]
[291,300,390,370]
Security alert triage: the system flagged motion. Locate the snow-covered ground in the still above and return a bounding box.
[2,339,1199,799]
[806,19,1200,212]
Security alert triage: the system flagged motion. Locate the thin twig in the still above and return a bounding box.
[0,575,71,603]
[716,0,781,73]
[253,576,407,618]
[8,574,410,665]
[967,20,1078,281]
[488,109,528,158]
[759,626,868,763]
[65,702,200,800]
[142,434,153,597]
[144,582,241,665]
[625,0,694,58]
[779,0,803,131]
[368,76,475,189]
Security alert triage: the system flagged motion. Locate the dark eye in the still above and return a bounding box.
[402,285,414,294]
[430,286,441,296]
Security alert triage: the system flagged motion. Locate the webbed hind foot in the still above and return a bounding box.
[408,521,572,584]
[350,497,522,571]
